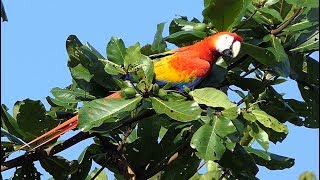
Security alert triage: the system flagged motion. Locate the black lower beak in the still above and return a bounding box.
[221,49,233,61]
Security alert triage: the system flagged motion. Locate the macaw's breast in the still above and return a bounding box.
[153,52,211,84]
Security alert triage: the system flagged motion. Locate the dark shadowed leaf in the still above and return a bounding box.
[15,99,59,142]
[13,162,41,180]
[218,144,259,179]
[70,147,93,180]
[247,148,295,170]
[40,156,78,179]
[165,30,207,47]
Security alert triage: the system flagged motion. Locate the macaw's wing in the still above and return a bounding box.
[153,52,211,92]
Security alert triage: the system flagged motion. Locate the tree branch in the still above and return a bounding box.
[271,8,303,35]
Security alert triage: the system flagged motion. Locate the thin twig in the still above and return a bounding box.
[232,9,258,33]
[91,164,107,180]
[271,8,303,35]
[197,161,207,171]
[117,126,133,151]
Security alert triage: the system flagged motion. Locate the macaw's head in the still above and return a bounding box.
[207,32,242,61]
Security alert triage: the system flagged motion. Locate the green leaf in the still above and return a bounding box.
[84,42,105,59]
[242,111,256,122]
[106,36,126,65]
[70,64,94,82]
[78,96,142,131]
[249,122,270,150]
[99,58,126,75]
[244,146,271,161]
[259,7,283,22]
[290,30,319,52]
[252,109,289,133]
[151,22,167,53]
[189,88,236,109]
[222,107,239,120]
[40,156,78,179]
[213,115,237,137]
[51,87,95,103]
[124,43,141,68]
[150,97,201,122]
[165,30,207,47]
[136,55,154,85]
[202,0,244,31]
[1,105,26,140]
[190,124,226,161]
[241,42,278,65]
[90,168,107,180]
[285,0,319,8]
[15,99,59,141]
[248,148,295,170]
[267,35,291,77]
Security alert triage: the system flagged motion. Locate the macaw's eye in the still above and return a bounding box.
[221,49,233,61]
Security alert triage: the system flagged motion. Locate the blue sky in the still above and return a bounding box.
[1,0,319,179]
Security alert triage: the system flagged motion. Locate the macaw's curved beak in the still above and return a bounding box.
[221,40,241,61]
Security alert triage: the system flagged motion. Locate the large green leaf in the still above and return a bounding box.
[213,115,237,137]
[249,122,270,151]
[252,109,289,133]
[202,0,244,31]
[190,124,226,161]
[150,97,201,122]
[106,36,126,65]
[15,99,59,141]
[189,88,236,109]
[241,42,278,65]
[78,96,142,131]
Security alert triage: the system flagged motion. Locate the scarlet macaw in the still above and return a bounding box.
[20,32,242,150]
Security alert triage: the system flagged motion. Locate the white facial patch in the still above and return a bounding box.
[215,34,235,53]
[232,41,241,58]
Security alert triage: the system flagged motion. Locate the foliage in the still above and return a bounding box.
[1,0,319,179]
